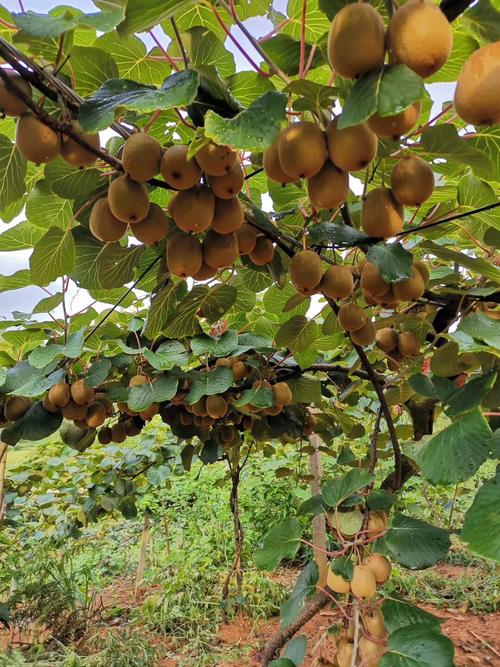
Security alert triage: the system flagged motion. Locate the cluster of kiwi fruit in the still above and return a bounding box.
[333,597,389,667]
[376,327,422,371]
[42,379,114,430]
[0,395,33,426]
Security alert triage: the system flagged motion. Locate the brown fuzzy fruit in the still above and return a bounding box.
[48,382,71,408]
[111,422,127,443]
[364,554,392,585]
[374,286,400,309]
[96,394,114,417]
[89,198,128,243]
[321,265,354,299]
[413,260,430,285]
[166,232,203,277]
[361,187,404,238]
[338,303,367,332]
[16,112,60,163]
[327,120,378,172]
[350,319,376,347]
[98,427,112,445]
[206,395,228,419]
[454,42,500,126]
[249,236,274,265]
[387,0,453,78]
[263,140,295,184]
[232,361,248,381]
[42,395,60,413]
[391,155,434,206]
[393,267,425,301]
[0,71,32,116]
[363,607,388,639]
[363,290,379,306]
[397,331,421,357]
[203,230,239,269]
[170,186,215,233]
[122,132,161,182]
[125,418,142,437]
[60,123,100,167]
[336,639,354,667]
[160,144,201,190]
[71,379,95,406]
[327,2,385,79]
[272,382,292,407]
[140,403,159,421]
[386,349,403,371]
[327,568,351,594]
[307,161,348,209]
[86,402,106,428]
[129,374,148,387]
[108,175,150,224]
[359,636,386,667]
[290,249,323,292]
[62,400,88,421]
[211,197,244,234]
[367,510,388,537]
[376,328,398,353]
[130,203,169,245]
[207,162,244,199]
[367,102,420,139]
[361,262,391,297]
[277,121,326,180]
[236,223,257,255]
[351,565,377,599]
[195,142,237,176]
[4,396,29,421]
[265,404,283,416]
[193,261,218,281]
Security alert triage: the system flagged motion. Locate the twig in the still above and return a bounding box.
[171,17,189,68]
[368,409,382,476]
[148,30,180,71]
[299,0,307,79]
[467,630,500,658]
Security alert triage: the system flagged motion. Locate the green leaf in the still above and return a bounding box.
[462,0,500,43]
[308,222,370,246]
[421,125,493,177]
[30,227,76,286]
[190,330,238,357]
[381,623,454,667]
[85,359,112,387]
[422,241,500,285]
[67,46,119,97]
[445,371,497,417]
[44,158,102,200]
[96,33,168,87]
[410,409,492,485]
[381,598,443,634]
[275,316,318,353]
[143,282,182,339]
[284,635,307,666]
[322,469,373,508]
[461,467,500,562]
[1,401,62,446]
[367,489,395,511]
[26,180,73,230]
[456,174,500,231]
[79,70,199,133]
[234,386,274,409]
[366,242,413,282]
[143,340,189,371]
[339,65,423,129]
[97,243,144,289]
[287,375,322,405]
[261,34,324,77]
[184,366,233,405]
[331,555,354,581]
[297,494,326,517]
[376,513,451,569]
[204,91,287,152]
[118,0,193,36]
[0,221,44,252]
[28,329,84,369]
[227,71,275,107]
[164,284,237,338]
[280,562,318,629]
[12,7,124,38]
[457,312,500,347]
[127,374,178,411]
[0,134,27,213]
[254,519,303,571]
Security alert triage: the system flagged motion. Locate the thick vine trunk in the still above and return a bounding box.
[308,433,328,588]
[134,512,151,602]
[221,469,244,617]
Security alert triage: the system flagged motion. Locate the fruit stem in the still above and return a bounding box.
[148,29,180,71]
[170,17,189,69]
[299,0,307,79]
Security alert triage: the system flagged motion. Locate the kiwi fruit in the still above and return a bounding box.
[0,71,32,116]
[391,155,434,206]
[130,203,169,245]
[249,236,274,266]
[413,260,430,285]
[454,42,500,126]
[361,187,404,238]
[16,112,60,163]
[374,285,400,309]
[393,267,425,301]
[338,303,367,332]
[367,510,388,537]
[350,564,377,599]
[179,411,194,426]
[336,639,354,667]
[129,374,148,387]
[387,0,453,78]
[364,554,392,585]
[361,262,391,297]
[350,319,376,346]
[170,186,215,233]
[359,636,386,666]
[327,119,378,172]
[290,249,323,292]
[166,232,203,277]
[203,230,239,269]
[263,140,295,184]
[272,382,292,407]
[122,132,161,182]
[71,379,95,406]
[307,161,348,209]
[62,400,88,421]
[367,102,420,139]
[376,327,398,353]
[363,607,387,639]
[108,175,150,224]
[363,290,379,306]
[265,404,283,416]
[140,403,159,420]
[327,568,351,595]
[211,197,244,234]
[207,162,244,199]
[96,394,114,417]
[386,349,403,371]
[86,402,106,428]
[321,264,354,299]
[191,397,207,417]
[277,121,326,179]
[73,418,88,430]
[48,382,71,408]
[232,361,248,381]
[4,396,29,422]
[193,261,218,281]
[236,222,257,255]
[160,144,201,189]
[42,395,60,413]
[206,395,228,419]
[89,197,128,243]
[111,422,127,443]
[397,331,420,357]
[195,142,237,176]
[98,427,112,445]
[60,123,100,167]
[327,2,385,79]
[125,418,142,437]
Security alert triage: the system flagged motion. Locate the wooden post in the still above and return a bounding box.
[134,512,151,602]
[308,433,328,588]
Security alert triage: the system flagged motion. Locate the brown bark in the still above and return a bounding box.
[134,512,151,602]
[308,433,328,589]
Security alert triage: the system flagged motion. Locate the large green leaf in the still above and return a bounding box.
[190,330,238,357]
[143,340,189,371]
[25,180,73,230]
[422,241,500,285]
[254,519,303,571]
[1,401,62,446]
[142,283,182,339]
[381,624,454,667]
[96,243,145,289]
[457,312,500,347]
[0,270,32,293]
[79,70,200,133]
[280,562,319,629]
[445,371,497,417]
[30,227,76,285]
[28,329,85,369]
[118,0,193,36]
[260,34,324,77]
[366,242,413,282]
[275,316,318,353]
[204,91,287,152]
[12,7,124,37]
[44,158,102,200]
[127,374,178,411]
[96,33,168,87]
[461,467,500,562]
[381,598,443,634]
[322,469,373,508]
[0,134,27,213]
[67,46,119,97]
[0,221,44,252]
[164,284,237,338]
[184,366,233,405]
[421,125,493,177]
